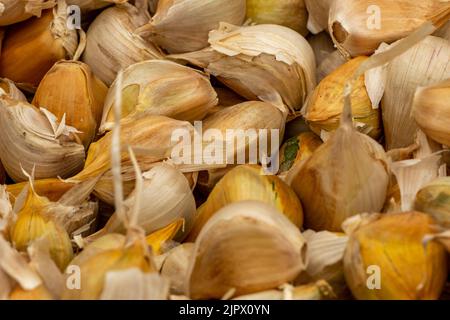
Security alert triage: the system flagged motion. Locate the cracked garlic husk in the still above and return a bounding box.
[0,0,55,26]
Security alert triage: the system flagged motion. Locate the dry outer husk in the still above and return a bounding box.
[413,79,450,147]
[187,165,303,241]
[0,98,85,182]
[33,60,108,148]
[82,0,163,85]
[379,36,450,149]
[137,0,246,54]
[0,78,27,101]
[303,56,382,140]
[0,0,56,26]
[434,20,450,40]
[246,0,308,36]
[67,0,127,12]
[343,212,448,300]
[304,0,334,34]
[187,201,307,300]
[329,0,450,58]
[0,0,81,89]
[100,60,218,133]
[171,23,316,115]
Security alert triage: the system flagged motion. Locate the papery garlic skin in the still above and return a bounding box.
[344,212,447,300]
[304,0,334,34]
[139,0,246,54]
[100,60,218,133]
[82,2,163,86]
[246,0,308,36]
[187,201,306,300]
[0,0,55,26]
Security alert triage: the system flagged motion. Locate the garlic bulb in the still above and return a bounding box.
[381,36,450,149]
[137,0,246,53]
[246,0,308,35]
[0,0,55,26]
[303,57,381,140]
[0,98,85,182]
[171,23,316,114]
[329,0,450,58]
[82,1,163,85]
[415,177,450,228]
[279,132,322,174]
[67,0,126,12]
[344,212,447,300]
[100,60,218,133]
[160,243,194,295]
[0,78,27,101]
[187,201,307,299]
[70,115,195,204]
[304,0,334,34]
[33,61,108,148]
[98,163,196,239]
[10,187,73,271]
[0,0,80,89]
[291,104,390,231]
[413,79,450,147]
[187,164,303,240]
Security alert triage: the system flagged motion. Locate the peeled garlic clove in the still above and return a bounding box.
[304,0,334,34]
[99,164,196,239]
[187,201,306,300]
[303,57,381,140]
[138,0,246,53]
[291,112,390,231]
[62,236,155,299]
[413,79,450,147]
[415,177,450,229]
[0,98,85,182]
[382,36,450,149]
[279,132,322,174]
[0,78,27,101]
[0,0,55,26]
[100,60,218,133]
[33,61,108,148]
[172,23,316,114]
[160,243,194,295]
[329,0,450,58]
[344,212,447,300]
[82,1,163,86]
[234,281,335,300]
[246,0,308,36]
[10,187,73,271]
[0,1,80,88]
[187,164,303,241]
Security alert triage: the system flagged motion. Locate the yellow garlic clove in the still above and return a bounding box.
[100,60,218,133]
[82,1,163,86]
[303,56,382,140]
[413,79,450,147]
[278,132,322,174]
[0,0,56,26]
[415,177,450,229]
[187,201,306,300]
[329,0,450,58]
[246,0,308,36]
[10,188,73,271]
[343,212,447,300]
[187,164,303,241]
[62,236,155,300]
[0,98,85,182]
[138,0,246,54]
[0,1,80,88]
[33,61,108,148]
